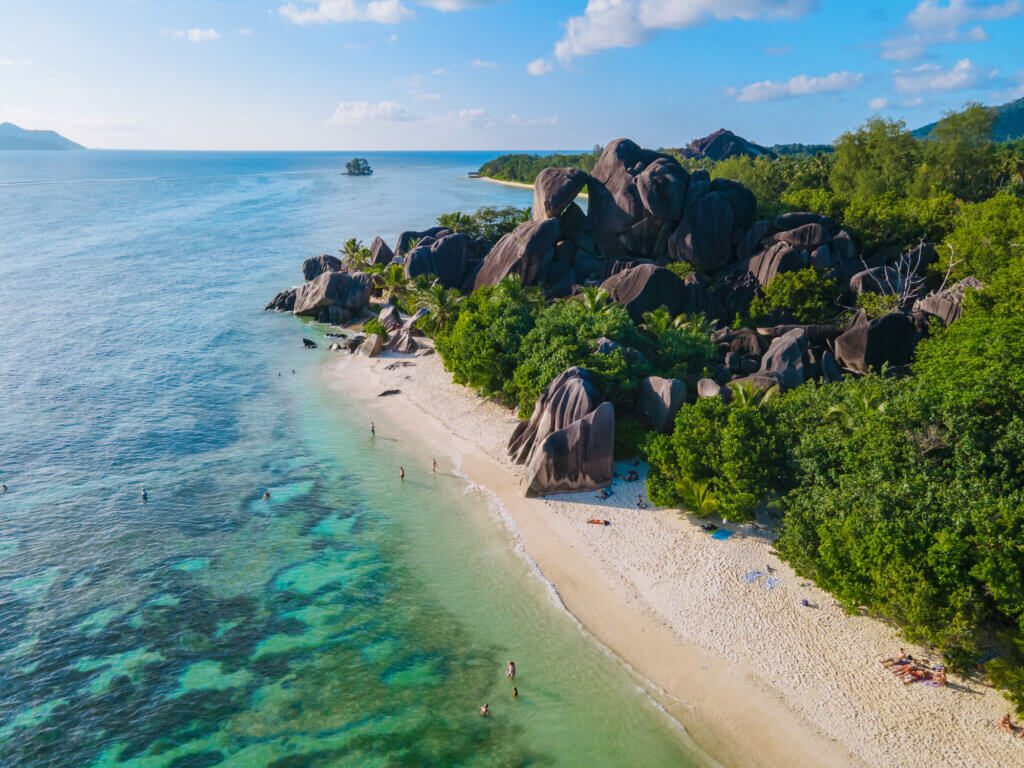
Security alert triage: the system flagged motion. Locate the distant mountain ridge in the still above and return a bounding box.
[0,122,85,150]
[912,96,1024,141]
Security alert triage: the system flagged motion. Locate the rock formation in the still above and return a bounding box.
[293,270,373,321]
[524,402,615,497]
[679,129,774,162]
[533,168,589,220]
[302,254,343,281]
[914,276,983,325]
[405,232,469,289]
[473,218,560,290]
[637,376,688,433]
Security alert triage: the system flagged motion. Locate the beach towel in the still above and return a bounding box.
[741,570,765,583]
[764,576,781,590]
[711,529,733,540]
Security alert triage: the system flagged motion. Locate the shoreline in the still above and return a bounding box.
[478,175,589,197]
[323,348,1023,768]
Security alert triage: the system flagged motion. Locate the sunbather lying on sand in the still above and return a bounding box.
[881,649,907,667]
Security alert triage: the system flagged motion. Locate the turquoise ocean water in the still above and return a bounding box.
[0,151,715,767]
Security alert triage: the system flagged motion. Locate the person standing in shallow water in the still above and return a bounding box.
[141,488,148,501]
[479,704,489,718]
[506,661,515,680]
[432,458,437,473]
[370,421,375,436]
[400,467,405,480]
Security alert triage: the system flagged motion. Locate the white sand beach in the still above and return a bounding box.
[325,347,1024,768]
[479,175,589,197]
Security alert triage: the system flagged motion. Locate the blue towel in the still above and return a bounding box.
[764,576,781,590]
[711,529,733,540]
[741,570,765,583]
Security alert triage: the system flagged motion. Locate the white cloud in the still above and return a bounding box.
[181,28,220,42]
[329,100,414,125]
[764,45,793,55]
[549,0,817,64]
[727,70,863,102]
[432,67,447,74]
[990,71,1024,101]
[471,58,499,67]
[419,0,490,9]
[239,28,253,35]
[527,58,554,75]
[423,107,558,129]
[880,0,1021,60]
[412,91,442,99]
[902,96,925,106]
[0,58,30,67]
[892,58,982,93]
[869,96,889,109]
[279,0,413,24]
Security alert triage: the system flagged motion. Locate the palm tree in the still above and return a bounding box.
[340,237,373,270]
[413,282,462,336]
[641,306,673,336]
[496,274,545,309]
[436,211,479,236]
[824,392,887,433]
[728,380,780,409]
[378,263,409,306]
[576,286,614,314]
[677,477,719,517]
[673,312,718,335]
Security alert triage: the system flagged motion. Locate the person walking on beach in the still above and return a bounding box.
[506,661,515,680]
[400,467,405,480]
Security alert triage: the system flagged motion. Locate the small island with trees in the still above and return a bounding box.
[344,157,373,176]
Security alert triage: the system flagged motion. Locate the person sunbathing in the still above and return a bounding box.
[998,714,1015,734]
[933,669,947,686]
[881,649,907,667]
[902,668,931,685]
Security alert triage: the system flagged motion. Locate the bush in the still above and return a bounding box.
[433,278,543,401]
[363,318,389,341]
[842,192,957,254]
[749,268,840,324]
[942,193,1024,281]
[614,415,648,460]
[855,292,900,319]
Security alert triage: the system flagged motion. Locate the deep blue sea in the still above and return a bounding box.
[0,151,712,767]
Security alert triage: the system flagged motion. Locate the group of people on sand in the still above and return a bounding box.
[480,661,518,718]
[881,649,947,686]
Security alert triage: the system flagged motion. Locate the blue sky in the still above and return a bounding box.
[2,0,1023,150]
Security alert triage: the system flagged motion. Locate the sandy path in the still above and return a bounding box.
[324,347,1024,768]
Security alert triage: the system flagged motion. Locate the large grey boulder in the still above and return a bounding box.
[636,157,689,221]
[637,376,688,433]
[378,304,402,330]
[405,233,468,289]
[302,254,344,281]
[293,271,373,318]
[913,276,982,325]
[473,218,560,290]
[386,328,419,354]
[524,402,615,497]
[758,328,805,390]
[508,367,601,465]
[668,179,755,272]
[396,227,451,256]
[370,236,394,266]
[834,310,917,374]
[599,263,720,323]
[746,242,806,287]
[265,287,297,312]
[533,168,590,220]
[356,333,384,358]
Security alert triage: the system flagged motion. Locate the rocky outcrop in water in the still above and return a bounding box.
[302,254,343,281]
[293,270,373,321]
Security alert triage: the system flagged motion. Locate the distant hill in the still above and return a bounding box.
[0,122,85,150]
[677,128,774,161]
[912,96,1024,141]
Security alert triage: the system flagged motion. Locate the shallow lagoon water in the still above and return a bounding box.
[0,150,714,766]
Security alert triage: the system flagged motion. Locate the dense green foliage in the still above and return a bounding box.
[477,150,600,184]
[913,95,1024,143]
[344,157,372,176]
[436,205,532,243]
[748,268,840,324]
[362,318,388,341]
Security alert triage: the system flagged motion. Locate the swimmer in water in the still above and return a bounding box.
[1,483,6,493]
[511,686,518,698]
[370,422,375,436]
[141,489,148,501]
[506,661,515,680]
[400,467,405,479]
[480,704,489,718]
[262,490,270,500]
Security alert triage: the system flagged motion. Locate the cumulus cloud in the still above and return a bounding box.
[182,28,220,42]
[280,0,413,24]
[869,96,889,109]
[548,0,817,64]
[471,58,499,67]
[727,70,863,102]
[419,0,491,9]
[329,100,414,125]
[892,58,982,93]
[880,0,1022,60]
[527,58,554,76]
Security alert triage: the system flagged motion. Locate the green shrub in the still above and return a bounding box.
[749,268,840,324]
[855,292,900,319]
[942,193,1024,281]
[363,318,389,341]
[614,415,648,460]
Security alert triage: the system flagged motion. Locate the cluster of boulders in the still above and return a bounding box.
[266,135,986,498]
